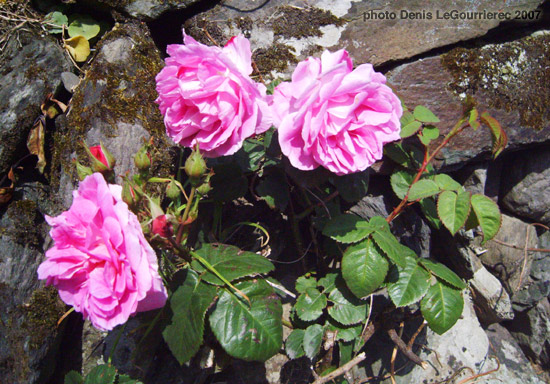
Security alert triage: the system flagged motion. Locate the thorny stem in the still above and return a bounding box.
[387,118,468,223]
[387,328,426,368]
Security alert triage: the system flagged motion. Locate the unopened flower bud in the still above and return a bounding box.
[196,173,212,196]
[74,160,92,181]
[134,145,151,172]
[165,179,180,200]
[122,180,142,207]
[151,214,173,238]
[184,149,207,183]
[83,141,116,176]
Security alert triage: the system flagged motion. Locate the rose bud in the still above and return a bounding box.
[74,160,93,181]
[184,149,207,185]
[134,144,152,172]
[151,214,173,238]
[165,178,180,201]
[122,179,142,207]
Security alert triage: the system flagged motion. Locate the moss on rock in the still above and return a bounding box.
[22,286,66,349]
[271,5,343,39]
[441,34,550,130]
[253,43,298,75]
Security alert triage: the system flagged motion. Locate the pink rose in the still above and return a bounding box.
[155,33,271,157]
[89,145,109,167]
[37,173,167,330]
[272,50,402,175]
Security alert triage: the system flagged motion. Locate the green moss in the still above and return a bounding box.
[441,34,550,130]
[51,22,172,191]
[271,6,343,39]
[253,43,298,76]
[22,286,66,349]
[185,14,228,46]
[0,199,42,247]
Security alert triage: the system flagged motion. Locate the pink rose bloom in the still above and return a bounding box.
[155,33,271,157]
[37,173,167,331]
[272,49,402,175]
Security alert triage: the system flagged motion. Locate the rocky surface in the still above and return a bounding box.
[90,0,201,20]
[54,20,174,208]
[388,295,544,384]
[184,0,545,78]
[501,147,550,225]
[0,32,71,174]
[386,32,550,169]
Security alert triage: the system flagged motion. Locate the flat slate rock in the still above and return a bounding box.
[386,32,550,169]
[184,0,544,77]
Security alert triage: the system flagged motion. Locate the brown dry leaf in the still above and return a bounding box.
[27,116,47,174]
[41,93,68,119]
[64,35,90,62]
[0,168,15,205]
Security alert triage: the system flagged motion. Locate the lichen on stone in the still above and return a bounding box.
[270,5,344,39]
[441,34,550,130]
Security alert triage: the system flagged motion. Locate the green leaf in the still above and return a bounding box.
[384,142,425,170]
[235,139,264,172]
[437,190,471,235]
[422,125,440,139]
[256,170,290,210]
[408,179,440,201]
[370,227,406,268]
[390,170,414,199]
[296,275,318,294]
[469,108,480,130]
[413,105,440,123]
[285,329,305,359]
[434,174,462,191]
[64,371,83,384]
[266,78,282,95]
[191,243,274,285]
[295,288,327,321]
[210,279,283,361]
[163,270,217,365]
[330,170,369,203]
[419,198,441,229]
[470,194,502,244]
[327,285,368,325]
[68,15,101,40]
[387,257,430,307]
[303,324,324,359]
[420,259,466,290]
[326,319,362,342]
[322,214,374,244]
[342,239,389,298]
[117,375,143,384]
[318,273,338,293]
[84,365,116,384]
[421,281,464,335]
[45,11,68,34]
[400,121,423,139]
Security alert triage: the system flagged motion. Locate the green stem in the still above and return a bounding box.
[108,322,127,364]
[175,186,196,245]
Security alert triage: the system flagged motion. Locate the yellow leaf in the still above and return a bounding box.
[27,116,47,174]
[64,35,90,62]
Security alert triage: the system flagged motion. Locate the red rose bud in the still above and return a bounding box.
[84,141,116,173]
[151,215,173,238]
[134,144,151,172]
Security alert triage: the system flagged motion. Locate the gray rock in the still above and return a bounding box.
[386,33,550,169]
[456,161,502,202]
[506,298,550,369]
[389,294,543,384]
[184,0,543,76]
[90,0,200,20]
[0,31,71,173]
[481,214,538,294]
[54,21,174,207]
[0,183,67,383]
[501,147,550,225]
[470,267,514,324]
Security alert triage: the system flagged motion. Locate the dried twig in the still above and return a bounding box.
[387,328,427,368]
[311,352,366,384]
[491,238,550,253]
[455,356,500,384]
